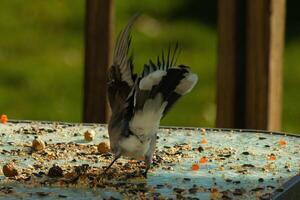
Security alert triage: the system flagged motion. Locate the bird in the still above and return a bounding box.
[105,16,198,178]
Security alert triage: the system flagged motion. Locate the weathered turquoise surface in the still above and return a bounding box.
[0,121,299,199]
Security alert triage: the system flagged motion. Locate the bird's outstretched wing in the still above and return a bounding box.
[128,44,198,135]
[135,44,198,116]
[107,16,138,112]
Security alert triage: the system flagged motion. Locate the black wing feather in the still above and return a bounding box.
[108,15,138,111]
[135,44,191,116]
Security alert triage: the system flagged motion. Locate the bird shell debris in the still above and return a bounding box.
[32,138,46,151]
[3,163,19,177]
[97,142,110,154]
[84,130,95,141]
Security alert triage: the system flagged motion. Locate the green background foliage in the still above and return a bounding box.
[0,1,299,133]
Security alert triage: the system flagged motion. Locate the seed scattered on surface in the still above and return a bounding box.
[0,114,8,124]
[200,128,206,135]
[233,188,244,195]
[242,164,255,168]
[278,139,287,147]
[219,166,225,171]
[84,130,95,141]
[233,180,241,184]
[48,165,64,178]
[2,163,18,177]
[0,186,15,194]
[188,187,198,194]
[200,138,208,144]
[191,163,200,171]
[199,156,208,164]
[173,188,185,193]
[36,192,50,197]
[258,178,264,182]
[251,187,264,192]
[97,142,110,154]
[267,154,276,161]
[0,121,299,199]
[64,172,77,179]
[155,184,164,189]
[197,146,204,152]
[75,164,89,175]
[210,187,222,200]
[32,138,46,151]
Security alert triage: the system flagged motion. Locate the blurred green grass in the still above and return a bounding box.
[0,1,299,133]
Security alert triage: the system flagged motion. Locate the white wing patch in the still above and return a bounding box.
[175,73,198,95]
[139,70,166,90]
[129,94,167,139]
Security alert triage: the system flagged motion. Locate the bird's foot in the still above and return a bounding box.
[142,172,147,178]
[141,168,149,178]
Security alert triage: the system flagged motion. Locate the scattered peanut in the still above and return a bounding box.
[97,142,110,154]
[32,138,46,151]
[3,163,18,177]
[84,130,95,141]
[0,114,8,124]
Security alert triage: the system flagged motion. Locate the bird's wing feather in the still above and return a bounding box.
[136,44,198,116]
[107,15,138,112]
[129,45,198,137]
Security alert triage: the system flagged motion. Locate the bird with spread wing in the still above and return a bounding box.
[106,16,198,178]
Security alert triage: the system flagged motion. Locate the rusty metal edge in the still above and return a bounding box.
[6,119,300,199]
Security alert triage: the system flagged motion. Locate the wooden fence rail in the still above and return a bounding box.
[217,0,285,131]
[83,0,286,131]
[83,0,113,123]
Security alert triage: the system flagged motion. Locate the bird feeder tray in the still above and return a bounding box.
[0,120,299,200]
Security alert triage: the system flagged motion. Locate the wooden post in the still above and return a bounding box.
[217,0,285,131]
[217,0,246,129]
[83,0,113,123]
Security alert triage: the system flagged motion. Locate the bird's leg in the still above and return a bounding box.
[141,134,156,178]
[103,154,120,174]
[142,155,152,178]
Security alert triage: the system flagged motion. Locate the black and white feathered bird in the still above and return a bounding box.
[106,16,198,177]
